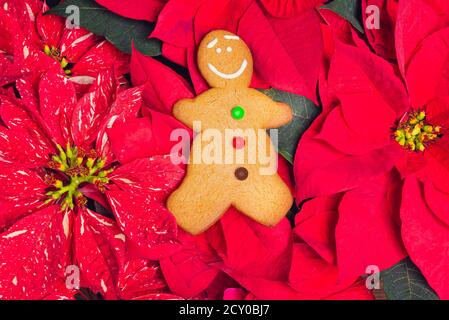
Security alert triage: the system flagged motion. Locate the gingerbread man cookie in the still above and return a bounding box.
[167,30,293,235]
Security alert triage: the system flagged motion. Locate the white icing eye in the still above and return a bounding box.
[226,46,232,52]
[216,48,222,54]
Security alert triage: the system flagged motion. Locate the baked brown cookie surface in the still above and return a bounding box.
[167,30,293,235]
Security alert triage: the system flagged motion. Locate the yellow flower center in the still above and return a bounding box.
[43,44,72,75]
[45,144,113,210]
[394,111,442,152]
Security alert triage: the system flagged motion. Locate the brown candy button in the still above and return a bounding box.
[234,167,248,180]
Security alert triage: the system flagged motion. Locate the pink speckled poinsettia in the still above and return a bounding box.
[0,0,129,87]
[294,0,449,298]
[0,68,185,299]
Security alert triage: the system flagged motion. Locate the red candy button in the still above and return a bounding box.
[232,137,245,149]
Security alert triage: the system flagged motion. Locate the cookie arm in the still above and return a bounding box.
[172,98,197,129]
[262,99,293,128]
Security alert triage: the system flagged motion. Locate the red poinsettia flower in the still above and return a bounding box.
[146,0,324,102]
[0,68,185,299]
[294,0,449,298]
[0,0,129,86]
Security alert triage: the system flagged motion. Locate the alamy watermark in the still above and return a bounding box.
[365,265,381,290]
[365,5,380,30]
[65,5,80,29]
[170,122,279,176]
[65,265,80,290]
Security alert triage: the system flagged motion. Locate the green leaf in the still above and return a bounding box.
[321,0,364,33]
[381,258,439,300]
[47,0,161,56]
[261,88,320,164]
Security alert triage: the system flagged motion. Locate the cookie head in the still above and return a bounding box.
[198,30,253,88]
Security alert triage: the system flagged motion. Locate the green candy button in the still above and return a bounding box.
[231,106,245,120]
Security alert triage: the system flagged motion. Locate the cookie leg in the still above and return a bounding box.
[232,172,293,227]
[166,167,231,235]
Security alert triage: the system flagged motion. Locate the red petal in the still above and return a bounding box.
[159,230,220,298]
[395,0,445,75]
[107,117,153,164]
[260,0,324,18]
[423,151,449,193]
[106,189,178,259]
[294,194,340,264]
[161,43,187,67]
[239,2,322,102]
[0,163,46,201]
[1,96,35,129]
[71,40,130,78]
[289,243,368,299]
[36,2,64,48]
[95,0,166,22]
[328,42,407,136]
[186,46,208,94]
[326,280,374,300]
[317,106,391,155]
[42,280,77,300]
[336,172,406,282]
[221,268,305,299]
[210,208,292,281]
[132,293,183,300]
[223,288,253,300]
[401,177,449,299]
[130,47,193,113]
[95,86,143,160]
[0,97,54,164]
[71,69,117,148]
[1,0,41,47]
[14,41,59,85]
[15,77,39,114]
[0,199,43,232]
[73,208,125,299]
[424,181,449,227]
[39,71,77,146]
[193,0,250,43]
[0,54,19,86]
[277,155,294,194]
[0,206,71,299]
[141,69,193,113]
[107,110,189,164]
[110,155,184,198]
[0,125,52,166]
[59,28,99,63]
[117,259,167,299]
[294,134,400,201]
[394,148,428,178]
[150,0,199,47]
[405,27,449,107]
[426,97,449,127]
[0,7,18,54]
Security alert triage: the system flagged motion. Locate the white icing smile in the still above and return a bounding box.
[207,59,248,79]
